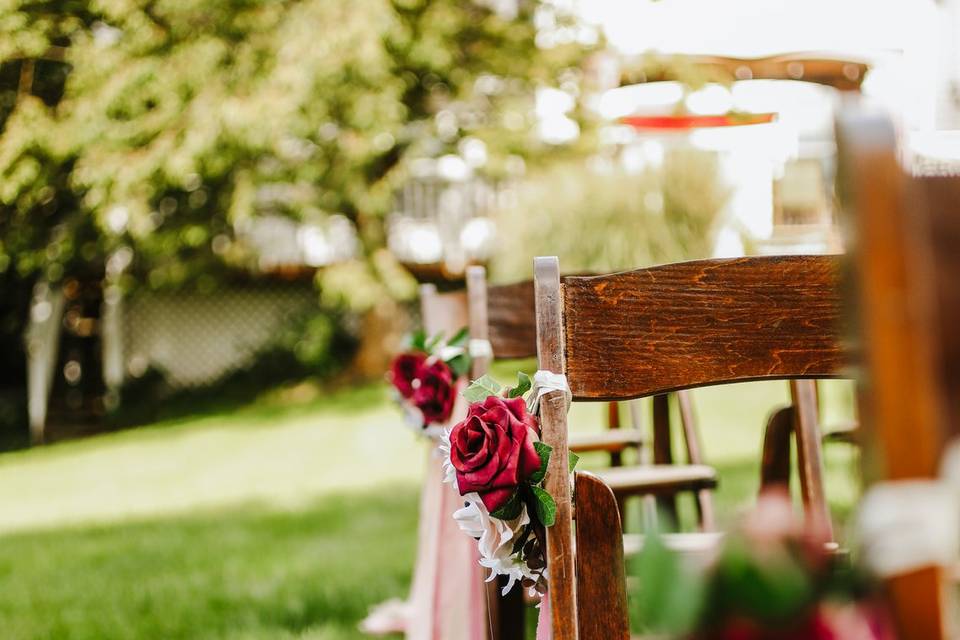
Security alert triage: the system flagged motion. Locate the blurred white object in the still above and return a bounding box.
[908,130,960,175]
[24,283,66,443]
[388,159,508,277]
[241,214,359,270]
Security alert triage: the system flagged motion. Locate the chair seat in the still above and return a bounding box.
[823,420,859,444]
[596,464,717,497]
[569,429,644,453]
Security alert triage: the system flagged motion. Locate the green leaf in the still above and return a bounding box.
[628,529,705,634]
[425,331,444,352]
[410,329,427,352]
[490,490,523,520]
[446,353,470,378]
[462,374,502,403]
[568,451,580,472]
[506,371,532,399]
[530,485,557,527]
[447,327,469,348]
[528,441,552,484]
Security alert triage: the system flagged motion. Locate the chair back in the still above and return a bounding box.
[420,284,468,337]
[557,255,846,401]
[837,110,958,640]
[532,254,849,639]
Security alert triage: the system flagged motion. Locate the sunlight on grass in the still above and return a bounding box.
[0,384,425,534]
[0,377,860,639]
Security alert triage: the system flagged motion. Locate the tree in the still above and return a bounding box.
[0,0,590,432]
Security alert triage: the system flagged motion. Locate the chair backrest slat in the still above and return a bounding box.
[533,257,578,640]
[420,285,469,337]
[562,255,846,400]
[487,280,538,359]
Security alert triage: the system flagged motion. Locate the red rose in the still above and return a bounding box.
[411,360,457,425]
[449,396,542,512]
[389,352,426,398]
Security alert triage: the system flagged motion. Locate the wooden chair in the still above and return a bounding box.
[837,110,959,640]
[466,266,717,531]
[420,284,502,640]
[420,283,468,337]
[532,254,846,639]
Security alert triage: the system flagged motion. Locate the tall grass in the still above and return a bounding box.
[490,151,729,281]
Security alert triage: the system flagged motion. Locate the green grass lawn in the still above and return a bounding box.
[0,377,860,639]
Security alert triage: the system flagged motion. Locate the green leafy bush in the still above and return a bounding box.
[490,152,730,280]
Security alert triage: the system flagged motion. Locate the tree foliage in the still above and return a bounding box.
[0,0,585,291]
[0,0,588,403]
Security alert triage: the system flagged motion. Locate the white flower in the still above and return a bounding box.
[479,553,541,597]
[402,403,424,430]
[452,493,538,595]
[436,345,465,362]
[438,428,459,489]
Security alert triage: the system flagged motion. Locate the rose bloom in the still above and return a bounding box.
[411,360,457,425]
[449,396,542,511]
[388,352,426,398]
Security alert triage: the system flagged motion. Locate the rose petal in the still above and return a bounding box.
[480,487,516,512]
[389,352,426,398]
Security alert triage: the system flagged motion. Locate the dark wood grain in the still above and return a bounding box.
[533,256,578,640]
[487,279,538,359]
[837,110,950,639]
[574,472,631,640]
[486,273,601,360]
[562,255,846,400]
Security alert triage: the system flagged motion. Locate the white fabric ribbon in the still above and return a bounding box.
[526,370,571,415]
[857,479,960,577]
[435,345,465,362]
[468,338,494,360]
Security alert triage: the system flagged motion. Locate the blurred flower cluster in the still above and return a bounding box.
[631,490,892,640]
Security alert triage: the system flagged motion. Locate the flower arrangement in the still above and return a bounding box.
[388,328,471,433]
[631,489,893,640]
[440,373,578,596]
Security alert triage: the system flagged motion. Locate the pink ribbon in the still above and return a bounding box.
[535,591,552,640]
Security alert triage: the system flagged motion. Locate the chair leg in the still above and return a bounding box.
[606,401,623,467]
[628,400,659,530]
[676,390,716,531]
[487,578,525,640]
[790,379,835,543]
[652,394,679,528]
[575,472,631,640]
[760,406,794,491]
